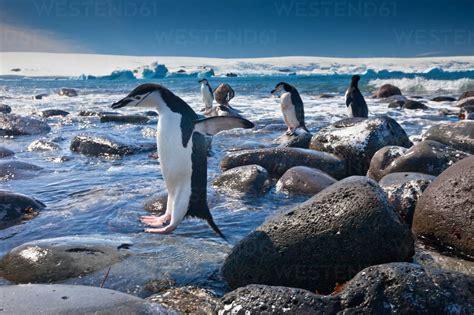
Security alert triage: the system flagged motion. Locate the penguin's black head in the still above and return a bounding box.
[198,79,208,84]
[351,75,361,84]
[111,83,165,109]
[271,82,292,95]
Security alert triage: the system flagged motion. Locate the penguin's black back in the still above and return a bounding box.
[346,77,369,118]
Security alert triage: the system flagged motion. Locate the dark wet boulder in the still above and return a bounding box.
[0,104,12,114]
[100,114,150,124]
[309,117,412,175]
[213,165,270,195]
[415,242,474,276]
[0,191,45,229]
[402,99,429,110]
[0,160,42,180]
[220,147,346,179]
[459,90,474,100]
[41,109,70,118]
[388,100,404,108]
[0,146,14,158]
[0,236,131,283]
[277,132,313,149]
[413,156,474,259]
[368,140,469,181]
[33,93,48,100]
[423,121,474,154]
[0,114,51,136]
[373,84,402,98]
[58,88,78,97]
[144,191,168,214]
[379,172,435,227]
[455,96,474,108]
[222,176,414,293]
[0,284,162,314]
[77,110,119,117]
[276,166,336,195]
[318,93,336,98]
[220,263,474,314]
[148,286,221,314]
[431,96,456,102]
[27,139,60,151]
[70,134,155,157]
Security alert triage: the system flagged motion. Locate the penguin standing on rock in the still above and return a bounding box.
[111,84,254,238]
[271,82,309,135]
[345,75,369,118]
[198,79,214,114]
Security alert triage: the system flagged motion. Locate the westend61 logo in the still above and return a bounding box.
[274,0,397,17]
[33,0,159,17]
[393,29,474,46]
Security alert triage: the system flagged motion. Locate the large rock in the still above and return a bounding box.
[423,121,474,154]
[0,190,45,229]
[276,166,336,195]
[431,96,456,102]
[213,165,270,195]
[220,263,474,314]
[402,99,429,109]
[0,104,12,114]
[28,139,60,151]
[148,286,221,314]
[0,284,162,314]
[374,84,402,98]
[455,96,474,108]
[58,88,78,97]
[379,172,436,227]
[0,160,42,180]
[222,176,414,293]
[100,114,150,124]
[70,134,156,157]
[220,147,346,179]
[0,236,131,283]
[459,90,474,100]
[41,109,70,118]
[367,140,469,181]
[275,132,313,149]
[0,114,51,136]
[309,117,412,175]
[0,146,14,158]
[413,156,474,259]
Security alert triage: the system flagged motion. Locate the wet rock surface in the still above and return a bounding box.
[275,132,313,149]
[0,114,51,136]
[459,90,474,100]
[222,176,414,293]
[0,104,12,114]
[0,146,14,158]
[27,139,61,151]
[276,166,336,195]
[402,99,429,109]
[41,109,70,117]
[379,172,435,227]
[58,88,78,97]
[0,236,131,283]
[0,284,163,314]
[70,134,156,157]
[220,147,346,179]
[148,286,221,314]
[415,242,474,276]
[0,190,45,230]
[413,156,474,259]
[144,191,168,214]
[309,117,412,175]
[368,140,469,181]
[456,96,474,108]
[423,121,474,154]
[374,84,402,98]
[220,263,474,314]
[431,96,456,102]
[100,114,150,124]
[0,160,42,180]
[213,165,270,195]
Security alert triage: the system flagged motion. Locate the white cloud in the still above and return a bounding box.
[0,22,90,53]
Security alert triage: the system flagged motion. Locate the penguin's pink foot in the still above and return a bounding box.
[145,224,176,234]
[140,214,171,227]
[285,127,295,136]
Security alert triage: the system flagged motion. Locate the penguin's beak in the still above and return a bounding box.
[111,97,133,109]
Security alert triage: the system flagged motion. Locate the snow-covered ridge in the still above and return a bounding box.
[1,52,474,79]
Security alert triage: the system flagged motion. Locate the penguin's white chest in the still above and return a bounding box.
[157,112,193,186]
[280,92,299,128]
[345,89,354,118]
[201,85,213,108]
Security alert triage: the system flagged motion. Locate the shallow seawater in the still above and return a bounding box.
[0,75,464,295]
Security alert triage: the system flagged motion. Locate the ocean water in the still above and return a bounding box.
[0,73,470,295]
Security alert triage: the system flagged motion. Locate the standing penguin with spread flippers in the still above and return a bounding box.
[345,75,368,118]
[199,79,214,115]
[111,84,254,238]
[271,82,309,135]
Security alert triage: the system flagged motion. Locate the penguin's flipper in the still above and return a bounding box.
[193,116,254,136]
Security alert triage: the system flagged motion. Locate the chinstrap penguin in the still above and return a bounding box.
[345,75,369,118]
[199,79,214,115]
[271,82,309,135]
[111,83,254,238]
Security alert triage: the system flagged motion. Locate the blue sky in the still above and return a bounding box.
[0,0,473,57]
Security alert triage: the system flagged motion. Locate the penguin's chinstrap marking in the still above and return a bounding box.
[111,83,254,238]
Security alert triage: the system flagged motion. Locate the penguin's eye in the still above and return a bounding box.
[135,96,141,100]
